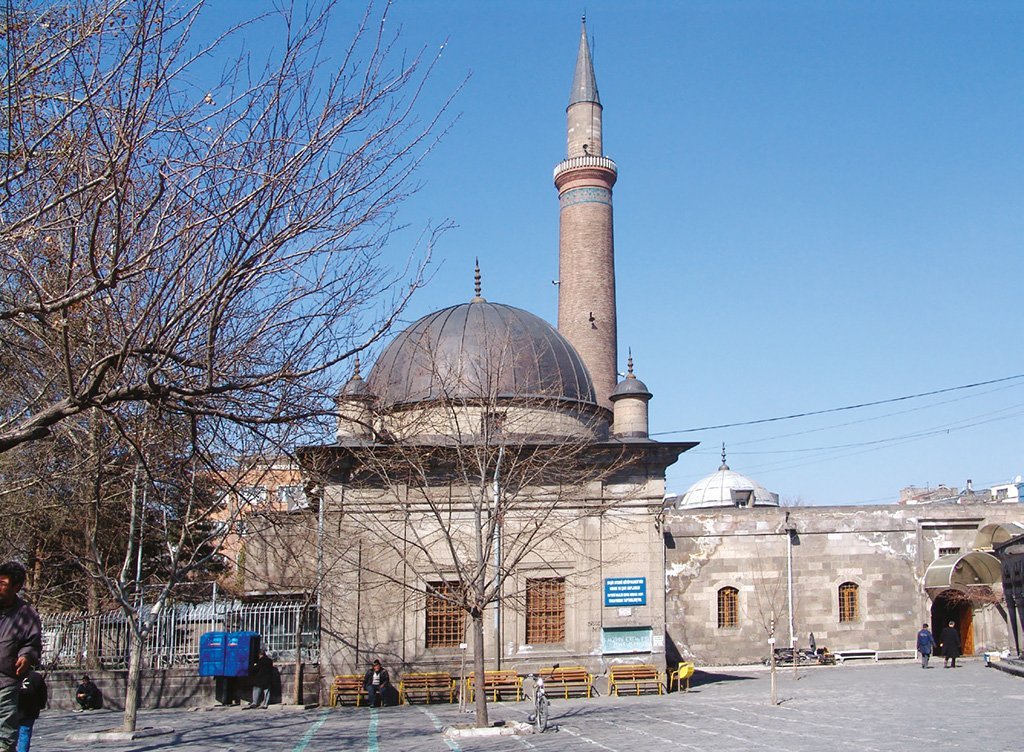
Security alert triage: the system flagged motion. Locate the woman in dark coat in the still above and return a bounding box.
[939,620,962,668]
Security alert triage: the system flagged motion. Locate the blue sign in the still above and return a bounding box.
[604,577,647,607]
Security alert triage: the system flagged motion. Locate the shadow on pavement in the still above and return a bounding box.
[689,670,757,689]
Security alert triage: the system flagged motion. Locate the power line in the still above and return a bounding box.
[650,373,1024,436]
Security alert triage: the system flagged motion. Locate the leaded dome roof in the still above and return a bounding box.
[366,300,597,409]
[677,453,779,510]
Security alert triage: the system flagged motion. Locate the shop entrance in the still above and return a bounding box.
[931,589,975,656]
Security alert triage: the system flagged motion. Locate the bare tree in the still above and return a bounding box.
[748,528,793,705]
[1,0,457,731]
[0,0,453,455]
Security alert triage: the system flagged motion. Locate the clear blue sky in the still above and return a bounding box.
[214,1,1024,505]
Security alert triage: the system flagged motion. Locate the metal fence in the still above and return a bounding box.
[41,600,319,670]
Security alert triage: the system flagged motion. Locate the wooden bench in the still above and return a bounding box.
[329,674,364,707]
[399,672,456,704]
[669,661,695,692]
[536,666,594,699]
[834,649,877,664]
[608,663,664,696]
[466,670,522,702]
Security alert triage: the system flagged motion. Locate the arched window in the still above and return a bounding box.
[717,586,739,628]
[838,581,859,623]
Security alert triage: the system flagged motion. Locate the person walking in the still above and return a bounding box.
[362,659,390,708]
[940,620,962,668]
[16,670,46,752]
[0,562,42,752]
[916,623,936,668]
[245,650,274,709]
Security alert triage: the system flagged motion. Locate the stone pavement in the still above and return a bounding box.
[23,659,1023,751]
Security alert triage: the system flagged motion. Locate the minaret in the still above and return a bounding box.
[554,17,618,410]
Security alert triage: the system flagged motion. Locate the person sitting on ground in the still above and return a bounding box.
[245,649,274,709]
[75,675,101,711]
[362,659,390,708]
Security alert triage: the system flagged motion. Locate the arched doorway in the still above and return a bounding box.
[931,589,975,656]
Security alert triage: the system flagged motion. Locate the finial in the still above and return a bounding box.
[626,348,635,378]
[353,353,362,380]
[719,443,729,471]
[471,258,486,303]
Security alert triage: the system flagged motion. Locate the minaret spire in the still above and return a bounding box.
[569,17,600,109]
[555,18,618,410]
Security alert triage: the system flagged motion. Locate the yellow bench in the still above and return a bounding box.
[608,663,664,696]
[466,669,522,702]
[669,661,695,692]
[329,674,364,707]
[537,666,594,699]
[399,672,456,704]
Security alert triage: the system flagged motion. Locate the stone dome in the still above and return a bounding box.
[677,458,779,510]
[366,300,598,409]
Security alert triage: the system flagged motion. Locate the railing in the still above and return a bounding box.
[552,155,618,180]
[41,599,319,669]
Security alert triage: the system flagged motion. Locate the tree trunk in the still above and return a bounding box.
[86,578,102,671]
[122,626,146,731]
[293,607,303,706]
[472,613,488,727]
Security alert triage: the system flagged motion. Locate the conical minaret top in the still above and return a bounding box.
[554,18,619,410]
[565,17,605,158]
[569,17,600,108]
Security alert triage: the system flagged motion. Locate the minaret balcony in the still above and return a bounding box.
[553,155,618,182]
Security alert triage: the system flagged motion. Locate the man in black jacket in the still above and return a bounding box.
[245,650,274,709]
[940,620,963,668]
[0,561,42,752]
[363,659,390,708]
[74,676,101,711]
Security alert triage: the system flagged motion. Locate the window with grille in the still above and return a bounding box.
[237,486,266,507]
[717,586,739,628]
[278,485,307,511]
[425,582,464,648]
[526,578,565,644]
[939,546,961,557]
[838,581,859,622]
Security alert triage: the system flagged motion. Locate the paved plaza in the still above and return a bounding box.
[24,660,1023,751]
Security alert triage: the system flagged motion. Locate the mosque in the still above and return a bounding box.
[245,21,1022,682]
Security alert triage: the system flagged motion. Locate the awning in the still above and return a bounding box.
[924,551,1002,590]
[973,522,1024,551]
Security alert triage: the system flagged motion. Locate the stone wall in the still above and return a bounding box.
[665,503,1024,666]
[43,664,321,710]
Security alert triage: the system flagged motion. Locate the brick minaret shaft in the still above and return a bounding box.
[555,18,618,410]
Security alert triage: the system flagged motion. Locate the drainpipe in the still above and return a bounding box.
[787,529,795,649]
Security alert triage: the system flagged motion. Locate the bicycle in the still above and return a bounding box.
[527,664,558,733]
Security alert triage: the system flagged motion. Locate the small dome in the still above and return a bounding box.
[338,356,372,400]
[611,355,651,400]
[677,458,779,510]
[611,377,650,398]
[367,300,597,409]
[340,373,370,398]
